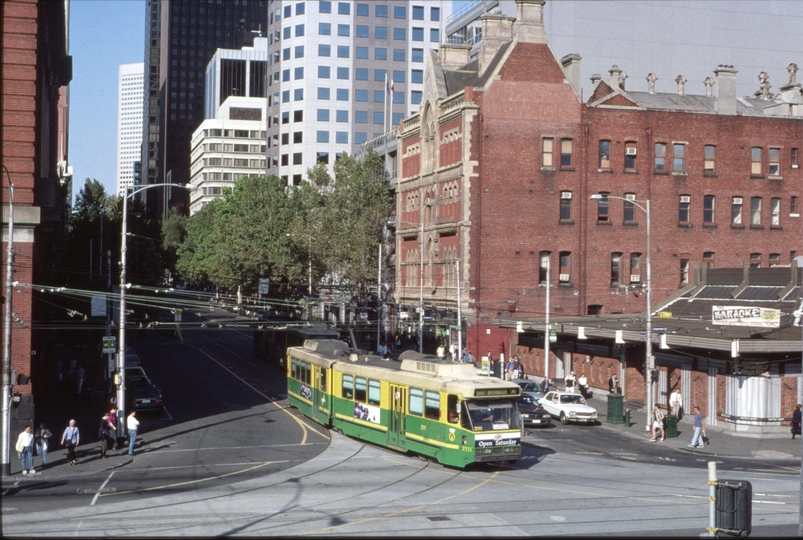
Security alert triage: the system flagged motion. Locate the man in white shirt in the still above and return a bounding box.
[16,425,35,474]
[127,411,140,456]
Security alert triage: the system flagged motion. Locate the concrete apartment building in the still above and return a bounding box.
[117,62,145,197]
[394,0,802,433]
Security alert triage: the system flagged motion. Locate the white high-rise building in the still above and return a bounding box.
[117,62,144,197]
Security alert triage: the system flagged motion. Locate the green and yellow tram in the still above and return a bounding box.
[286,339,522,468]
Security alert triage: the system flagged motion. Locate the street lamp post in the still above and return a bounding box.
[590,194,652,429]
[117,183,194,438]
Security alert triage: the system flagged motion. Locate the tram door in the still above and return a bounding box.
[314,366,331,425]
[388,384,406,449]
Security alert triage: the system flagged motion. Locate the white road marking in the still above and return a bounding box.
[90,471,115,506]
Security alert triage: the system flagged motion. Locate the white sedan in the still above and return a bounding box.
[538,391,598,425]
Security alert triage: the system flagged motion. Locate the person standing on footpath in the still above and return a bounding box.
[98,413,112,458]
[35,422,52,469]
[107,407,119,451]
[61,419,80,465]
[791,404,802,439]
[669,388,682,418]
[608,375,618,394]
[16,425,35,475]
[688,406,706,448]
[650,405,665,442]
[127,411,140,456]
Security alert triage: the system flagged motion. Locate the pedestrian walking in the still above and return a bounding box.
[688,406,706,448]
[791,404,802,439]
[669,388,682,418]
[76,363,86,395]
[107,407,119,451]
[16,425,35,475]
[449,342,457,362]
[436,343,445,360]
[35,422,52,468]
[98,413,112,458]
[127,411,140,456]
[564,371,576,393]
[505,358,515,380]
[61,419,80,465]
[608,375,618,394]
[461,347,470,363]
[650,406,665,442]
[542,378,550,393]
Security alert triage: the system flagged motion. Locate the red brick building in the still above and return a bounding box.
[2,0,72,459]
[394,0,801,433]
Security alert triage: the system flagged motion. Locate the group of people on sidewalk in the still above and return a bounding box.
[15,408,141,475]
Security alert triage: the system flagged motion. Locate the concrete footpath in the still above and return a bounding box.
[582,386,803,461]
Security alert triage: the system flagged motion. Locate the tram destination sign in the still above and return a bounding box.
[712,306,780,328]
[474,388,519,397]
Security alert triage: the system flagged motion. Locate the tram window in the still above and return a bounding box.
[290,358,298,379]
[342,374,354,399]
[425,391,440,420]
[460,402,472,430]
[320,368,327,392]
[409,388,423,416]
[302,362,311,385]
[355,377,367,402]
[368,380,380,405]
[447,395,459,424]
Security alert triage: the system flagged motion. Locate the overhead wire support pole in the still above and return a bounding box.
[118,182,195,439]
[2,178,15,477]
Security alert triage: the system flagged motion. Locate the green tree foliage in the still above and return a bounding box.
[64,179,119,288]
[176,175,302,288]
[175,149,391,300]
[305,149,393,293]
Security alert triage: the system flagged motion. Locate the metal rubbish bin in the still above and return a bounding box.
[607,393,624,424]
[664,415,679,438]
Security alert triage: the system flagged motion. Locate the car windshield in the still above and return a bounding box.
[128,376,152,388]
[517,395,538,407]
[560,394,586,405]
[464,400,520,431]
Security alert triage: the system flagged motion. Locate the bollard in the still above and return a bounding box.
[624,409,630,427]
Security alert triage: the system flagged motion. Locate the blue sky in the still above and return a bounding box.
[69,0,145,199]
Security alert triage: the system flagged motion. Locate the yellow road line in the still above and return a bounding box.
[187,343,328,445]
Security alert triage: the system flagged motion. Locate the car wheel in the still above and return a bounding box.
[560,412,569,425]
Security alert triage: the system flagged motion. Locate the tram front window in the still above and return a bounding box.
[464,400,520,431]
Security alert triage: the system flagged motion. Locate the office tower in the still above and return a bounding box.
[117,63,145,197]
[190,38,268,215]
[141,0,267,217]
[264,0,452,185]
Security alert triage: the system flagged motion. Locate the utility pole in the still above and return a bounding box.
[2,180,15,477]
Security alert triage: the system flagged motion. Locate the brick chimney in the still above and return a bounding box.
[479,11,516,76]
[514,0,547,44]
[714,65,738,115]
[439,42,471,70]
[561,54,582,95]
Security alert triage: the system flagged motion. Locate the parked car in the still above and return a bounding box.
[124,354,141,367]
[126,374,164,412]
[511,379,545,402]
[538,391,598,425]
[516,394,552,427]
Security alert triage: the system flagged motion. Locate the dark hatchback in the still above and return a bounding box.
[517,394,552,427]
[127,375,164,412]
